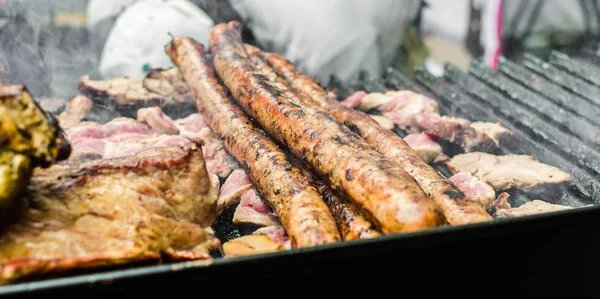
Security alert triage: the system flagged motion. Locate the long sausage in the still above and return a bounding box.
[210,21,444,233]
[260,49,493,225]
[165,36,341,248]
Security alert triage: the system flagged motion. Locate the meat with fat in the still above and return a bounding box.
[448,172,496,211]
[232,188,281,227]
[222,235,284,257]
[446,152,572,192]
[166,35,341,247]
[0,141,221,284]
[403,133,447,164]
[217,168,253,213]
[495,200,574,218]
[57,95,93,129]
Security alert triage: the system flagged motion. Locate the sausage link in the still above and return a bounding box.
[166,36,341,248]
[261,50,493,225]
[210,21,444,233]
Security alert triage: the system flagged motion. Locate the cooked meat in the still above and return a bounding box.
[137,107,180,135]
[446,152,572,192]
[410,111,498,153]
[288,158,380,241]
[211,22,444,233]
[57,95,93,129]
[346,90,499,153]
[217,168,253,213]
[260,47,492,226]
[143,68,192,104]
[253,225,291,249]
[495,200,573,218]
[142,68,197,118]
[66,109,238,179]
[0,141,221,284]
[78,75,196,119]
[340,90,366,109]
[369,114,395,130]
[488,192,512,217]
[1,85,71,208]
[222,235,284,257]
[403,133,446,164]
[448,172,496,211]
[470,122,514,146]
[166,35,341,247]
[377,90,439,129]
[232,188,280,227]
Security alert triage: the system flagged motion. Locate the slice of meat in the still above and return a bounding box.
[78,75,167,117]
[142,68,192,104]
[340,91,366,108]
[211,21,444,234]
[369,114,395,130]
[403,133,446,164]
[253,225,291,249]
[222,235,284,257]
[57,95,93,129]
[67,109,238,179]
[379,90,439,129]
[166,34,341,247]
[446,152,572,192]
[495,200,573,218]
[232,188,280,227]
[0,141,220,284]
[137,107,179,135]
[411,111,498,153]
[448,172,495,211]
[470,122,514,146]
[217,168,253,213]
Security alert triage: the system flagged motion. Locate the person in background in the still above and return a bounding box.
[88,0,421,84]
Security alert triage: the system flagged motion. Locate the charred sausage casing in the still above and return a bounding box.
[166,36,341,248]
[210,21,445,233]
[261,50,492,225]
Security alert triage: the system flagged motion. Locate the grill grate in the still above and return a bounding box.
[334,50,600,208]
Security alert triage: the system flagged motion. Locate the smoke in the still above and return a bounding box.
[0,0,98,101]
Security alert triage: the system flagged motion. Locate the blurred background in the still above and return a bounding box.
[1,0,599,100]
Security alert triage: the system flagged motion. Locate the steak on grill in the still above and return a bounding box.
[0,141,220,284]
[78,75,195,119]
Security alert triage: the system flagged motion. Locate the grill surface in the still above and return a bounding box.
[340,50,600,209]
[3,50,600,297]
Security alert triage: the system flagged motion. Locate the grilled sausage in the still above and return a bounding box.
[291,157,381,240]
[210,21,444,233]
[261,50,493,225]
[165,36,341,248]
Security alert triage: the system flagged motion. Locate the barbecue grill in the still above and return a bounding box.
[2,45,600,298]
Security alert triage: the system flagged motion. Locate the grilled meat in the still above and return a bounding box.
[66,108,238,180]
[143,68,192,104]
[449,172,496,211]
[403,133,446,164]
[260,48,492,226]
[166,35,341,247]
[210,22,445,233]
[470,122,514,147]
[222,235,284,257]
[349,90,500,153]
[1,85,71,208]
[78,75,195,119]
[495,200,573,218]
[217,168,253,213]
[0,141,220,284]
[446,152,572,192]
[57,95,93,129]
[232,188,281,227]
